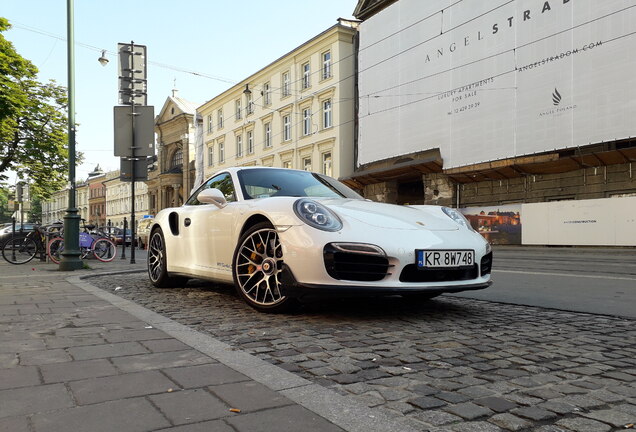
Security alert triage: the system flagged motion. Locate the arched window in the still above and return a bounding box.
[171,149,183,169]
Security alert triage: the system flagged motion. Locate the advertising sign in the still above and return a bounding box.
[460,204,522,245]
[357,0,636,168]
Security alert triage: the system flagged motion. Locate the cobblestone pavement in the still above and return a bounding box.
[91,272,636,432]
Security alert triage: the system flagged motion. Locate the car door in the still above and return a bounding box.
[180,172,237,279]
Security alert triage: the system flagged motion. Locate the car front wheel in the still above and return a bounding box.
[148,228,187,288]
[232,222,296,313]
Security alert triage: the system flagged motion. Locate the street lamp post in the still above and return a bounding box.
[59,0,82,270]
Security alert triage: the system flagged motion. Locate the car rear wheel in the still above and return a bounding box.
[232,222,296,313]
[148,228,188,288]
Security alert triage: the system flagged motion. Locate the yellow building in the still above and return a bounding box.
[198,19,357,182]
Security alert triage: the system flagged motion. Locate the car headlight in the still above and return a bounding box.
[442,207,474,231]
[294,198,342,232]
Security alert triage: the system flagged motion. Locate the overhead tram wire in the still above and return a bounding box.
[7,0,510,100]
[8,20,238,86]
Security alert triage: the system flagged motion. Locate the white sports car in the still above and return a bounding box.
[147,167,492,312]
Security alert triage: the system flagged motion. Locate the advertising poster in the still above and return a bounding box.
[460,204,522,245]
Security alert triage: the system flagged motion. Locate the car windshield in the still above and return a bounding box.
[237,168,362,200]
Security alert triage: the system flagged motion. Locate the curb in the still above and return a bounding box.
[68,273,419,432]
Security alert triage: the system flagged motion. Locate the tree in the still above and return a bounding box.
[0,18,75,200]
[0,183,11,223]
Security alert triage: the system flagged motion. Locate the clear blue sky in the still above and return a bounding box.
[2,0,358,184]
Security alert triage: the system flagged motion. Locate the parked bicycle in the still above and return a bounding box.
[1,222,63,265]
[47,220,117,264]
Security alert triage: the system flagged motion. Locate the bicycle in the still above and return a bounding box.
[1,223,63,265]
[47,221,117,264]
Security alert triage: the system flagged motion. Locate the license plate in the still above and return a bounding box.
[416,250,475,268]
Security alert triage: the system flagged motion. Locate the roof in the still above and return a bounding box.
[171,96,197,115]
[353,0,398,20]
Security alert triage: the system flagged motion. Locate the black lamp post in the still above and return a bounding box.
[59,0,82,270]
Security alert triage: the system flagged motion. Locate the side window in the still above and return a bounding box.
[185,173,236,205]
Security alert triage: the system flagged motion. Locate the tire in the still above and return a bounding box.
[232,222,297,313]
[92,238,116,262]
[47,237,64,264]
[2,236,37,264]
[147,228,188,287]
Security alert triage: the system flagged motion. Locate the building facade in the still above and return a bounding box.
[148,91,197,215]
[104,171,149,228]
[41,188,68,225]
[87,166,107,227]
[41,183,88,225]
[198,20,357,182]
[351,0,636,245]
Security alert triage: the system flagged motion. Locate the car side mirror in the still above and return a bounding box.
[197,188,228,208]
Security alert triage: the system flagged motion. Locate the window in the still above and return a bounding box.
[207,115,213,133]
[235,99,242,120]
[303,108,311,136]
[219,142,225,163]
[282,71,290,97]
[236,135,243,158]
[322,51,332,79]
[283,115,291,141]
[263,82,271,105]
[302,62,310,89]
[217,109,224,129]
[302,157,312,171]
[246,92,253,115]
[207,145,214,166]
[171,149,183,169]
[322,152,332,177]
[282,160,291,169]
[322,99,332,129]
[186,172,236,206]
[264,122,272,148]
[247,130,254,154]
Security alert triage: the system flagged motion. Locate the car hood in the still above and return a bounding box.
[319,199,460,231]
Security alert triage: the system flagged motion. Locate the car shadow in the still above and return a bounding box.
[182,278,488,321]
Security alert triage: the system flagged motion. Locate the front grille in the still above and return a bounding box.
[480,252,493,276]
[399,264,478,283]
[324,244,390,282]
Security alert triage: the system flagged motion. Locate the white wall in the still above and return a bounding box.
[522,197,636,246]
[358,0,636,168]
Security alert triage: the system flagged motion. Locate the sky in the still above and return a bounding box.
[2,0,359,184]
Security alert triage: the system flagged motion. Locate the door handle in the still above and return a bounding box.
[184,218,191,227]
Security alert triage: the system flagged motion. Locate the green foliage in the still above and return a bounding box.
[0,17,38,124]
[27,194,42,223]
[0,18,77,200]
[0,183,11,223]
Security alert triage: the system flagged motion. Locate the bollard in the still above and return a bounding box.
[120,217,127,260]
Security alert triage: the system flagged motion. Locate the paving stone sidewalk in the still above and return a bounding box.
[0,258,414,432]
[90,269,636,432]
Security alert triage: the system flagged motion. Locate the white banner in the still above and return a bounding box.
[358,0,636,168]
[522,197,636,246]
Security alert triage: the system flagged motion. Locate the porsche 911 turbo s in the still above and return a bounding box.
[147,167,492,312]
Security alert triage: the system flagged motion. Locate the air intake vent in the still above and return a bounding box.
[480,252,493,276]
[399,264,478,283]
[323,243,390,282]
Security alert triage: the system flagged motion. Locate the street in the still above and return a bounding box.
[86,246,636,431]
[453,246,636,319]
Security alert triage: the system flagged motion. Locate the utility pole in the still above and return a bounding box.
[114,42,154,264]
